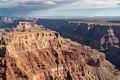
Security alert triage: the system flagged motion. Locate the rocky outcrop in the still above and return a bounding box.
[36,19,120,69]
[100,27,119,50]
[0,22,120,80]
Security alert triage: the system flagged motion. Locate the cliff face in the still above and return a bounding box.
[36,19,120,69]
[36,20,120,51]
[0,22,120,80]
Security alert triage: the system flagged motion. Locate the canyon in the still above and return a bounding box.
[36,19,120,70]
[0,21,120,80]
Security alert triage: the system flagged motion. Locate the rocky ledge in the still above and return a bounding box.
[0,22,120,80]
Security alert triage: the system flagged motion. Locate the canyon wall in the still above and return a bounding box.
[0,23,120,80]
[36,19,120,69]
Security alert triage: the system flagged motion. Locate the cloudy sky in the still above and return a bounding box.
[0,0,120,17]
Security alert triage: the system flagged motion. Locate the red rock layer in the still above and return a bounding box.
[0,23,120,80]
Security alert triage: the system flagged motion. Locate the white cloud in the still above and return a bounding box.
[70,0,120,8]
[0,0,57,8]
[0,0,120,8]
[44,1,56,5]
[0,0,75,7]
[0,0,75,16]
[0,0,120,16]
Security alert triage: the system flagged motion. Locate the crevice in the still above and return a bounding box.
[66,71,72,80]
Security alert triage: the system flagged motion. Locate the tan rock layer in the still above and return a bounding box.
[0,23,120,80]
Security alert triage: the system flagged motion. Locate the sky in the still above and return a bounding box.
[0,0,120,17]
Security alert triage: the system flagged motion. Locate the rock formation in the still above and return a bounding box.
[100,27,119,50]
[36,19,120,69]
[0,22,120,80]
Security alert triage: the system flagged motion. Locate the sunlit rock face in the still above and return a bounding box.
[0,22,120,80]
[36,19,120,69]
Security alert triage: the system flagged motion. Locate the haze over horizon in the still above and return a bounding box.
[0,0,120,17]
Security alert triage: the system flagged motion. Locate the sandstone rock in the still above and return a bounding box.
[37,20,120,70]
[0,22,120,80]
[100,27,119,50]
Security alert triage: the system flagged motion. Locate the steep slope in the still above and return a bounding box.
[36,19,120,69]
[0,22,120,80]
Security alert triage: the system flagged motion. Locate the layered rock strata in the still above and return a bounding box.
[0,22,120,80]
